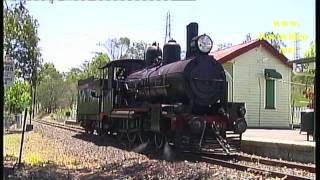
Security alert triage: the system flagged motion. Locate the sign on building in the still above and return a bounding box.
[4,56,15,88]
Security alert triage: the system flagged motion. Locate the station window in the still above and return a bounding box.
[265,79,275,109]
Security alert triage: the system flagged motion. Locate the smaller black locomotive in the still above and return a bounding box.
[77,22,247,154]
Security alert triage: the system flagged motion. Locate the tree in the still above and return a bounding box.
[36,63,65,113]
[304,41,316,58]
[243,33,252,43]
[119,37,130,59]
[98,37,148,60]
[260,32,286,52]
[98,38,124,60]
[4,1,42,83]
[4,1,42,118]
[217,43,232,50]
[124,42,147,59]
[291,42,315,107]
[80,52,110,79]
[5,80,31,114]
[64,68,82,109]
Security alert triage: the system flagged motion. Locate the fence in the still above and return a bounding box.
[4,112,24,130]
[291,106,308,128]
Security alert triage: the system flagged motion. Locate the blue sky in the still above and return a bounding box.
[17,0,316,72]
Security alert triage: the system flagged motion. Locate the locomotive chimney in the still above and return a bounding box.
[186,22,198,59]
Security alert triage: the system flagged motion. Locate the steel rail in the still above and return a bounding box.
[201,156,312,180]
[183,154,313,180]
[33,119,84,133]
[235,154,316,173]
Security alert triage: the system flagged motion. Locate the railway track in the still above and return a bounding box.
[184,153,315,180]
[32,119,315,179]
[33,119,84,133]
[236,154,315,173]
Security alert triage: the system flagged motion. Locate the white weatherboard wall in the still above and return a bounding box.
[223,47,291,128]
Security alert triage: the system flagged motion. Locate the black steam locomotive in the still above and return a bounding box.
[77,22,247,154]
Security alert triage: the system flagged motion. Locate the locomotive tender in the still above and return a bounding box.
[77,22,247,154]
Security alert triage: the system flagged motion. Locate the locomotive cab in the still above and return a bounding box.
[100,59,146,109]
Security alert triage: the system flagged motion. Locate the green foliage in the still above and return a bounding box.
[4,1,42,83]
[304,41,316,58]
[80,52,109,79]
[35,53,109,114]
[36,63,65,113]
[119,37,130,58]
[98,37,146,60]
[291,42,315,107]
[36,111,47,120]
[4,112,15,128]
[124,42,147,59]
[5,80,31,114]
[260,32,286,52]
[63,68,82,109]
[4,133,22,158]
[52,107,73,121]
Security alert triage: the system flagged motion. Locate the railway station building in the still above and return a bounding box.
[210,39,292,128]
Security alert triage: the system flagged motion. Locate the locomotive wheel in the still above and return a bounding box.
[117,132,125,141]
[127,132,137,144]
[97,129,104,136]
[85,127,94,134]
[154,133,165,150]
[87,129,94,134]
[138,132,150,144]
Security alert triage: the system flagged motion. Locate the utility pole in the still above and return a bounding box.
[293,32,301,72]
[17,109,28,168]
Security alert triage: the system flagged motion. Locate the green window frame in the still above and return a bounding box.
[265,79,275,109]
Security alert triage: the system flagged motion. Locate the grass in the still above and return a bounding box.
[25,153,49,166]
[4,131,80,168]
[4,133,22,159]
[24,131,80,167]
[36,111,48,120]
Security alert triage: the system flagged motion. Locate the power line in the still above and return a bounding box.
[267,77,314,88]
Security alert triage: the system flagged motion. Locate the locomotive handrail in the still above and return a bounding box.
[142,84,170,89]
[193,78,226,82]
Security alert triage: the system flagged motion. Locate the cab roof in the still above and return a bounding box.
[99,59,146,69]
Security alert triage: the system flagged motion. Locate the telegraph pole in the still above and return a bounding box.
[17,109,28,167]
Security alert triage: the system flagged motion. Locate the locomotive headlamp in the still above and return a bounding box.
[190,34,213,54]
[237,106,246,117]
[197,34,213,53]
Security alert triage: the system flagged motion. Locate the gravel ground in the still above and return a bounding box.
[237,152,316,167]
[233,160,315,179]
[4,120,305,180]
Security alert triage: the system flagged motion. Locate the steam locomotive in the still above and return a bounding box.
[77,22,247,154]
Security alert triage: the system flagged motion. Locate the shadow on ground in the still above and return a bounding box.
[4,162,77,180]
[78,161,158,179]
[71,132,179,161]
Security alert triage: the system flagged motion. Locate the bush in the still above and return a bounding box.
[4,112,15,129]
[49,113,54,120]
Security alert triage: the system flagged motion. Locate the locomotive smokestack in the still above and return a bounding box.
[186,22,198,59]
